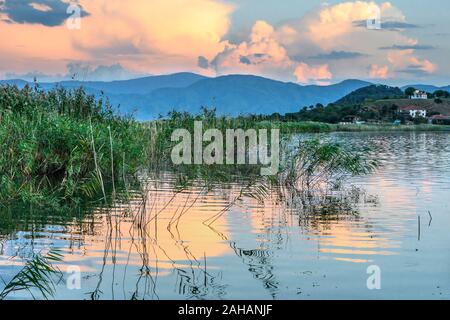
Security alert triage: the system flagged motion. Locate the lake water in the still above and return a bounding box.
[1,132,449,300]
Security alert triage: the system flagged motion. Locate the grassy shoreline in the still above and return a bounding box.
[1,85,448,208]
[254,121,450,133]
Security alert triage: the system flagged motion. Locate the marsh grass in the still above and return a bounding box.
[280,139,378,191]
[260,121,450,133]
[98,105,382,205]
[0,84,397,301]
[0,84,381,212]
[0,84,151,207]
[0,249,63,300]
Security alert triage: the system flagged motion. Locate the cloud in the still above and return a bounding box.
[208,20,332,83]
[387,49,436,74]
[0,0,234,78]
[309,51,368,60]
[191,1,436,83]
[271,1,436,81]
[369,64,389,79]
[285,2,407,49]
[353,20,420,30]
[197,56,210,69]
[0,0,441,83]
[0,0,89,26]
[29,3,52,12]
[209,21,295,77]
[397,64,434,77]
[5,63,145,81]
[239,56,251,65]
[294,63,332,84]
[380,21,420,30]
[410,58,436,74]
[379,44,435,50]
[66,63,146,81]
[398,66,433,76]
[71,0,233,65]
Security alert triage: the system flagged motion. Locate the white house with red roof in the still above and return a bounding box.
[399,106,427,118]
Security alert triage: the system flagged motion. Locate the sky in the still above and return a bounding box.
[0,0,449,85]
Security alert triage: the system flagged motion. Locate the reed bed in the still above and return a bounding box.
[0,84,151,207]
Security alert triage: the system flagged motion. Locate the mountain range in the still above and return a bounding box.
[400,84,450,93]
[1,72,448,120]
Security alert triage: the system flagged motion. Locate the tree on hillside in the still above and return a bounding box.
[335,85,405,105]
[405,87,416,96]
[434,90,450,98]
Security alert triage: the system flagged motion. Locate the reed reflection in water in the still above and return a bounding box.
[1,132,450,299]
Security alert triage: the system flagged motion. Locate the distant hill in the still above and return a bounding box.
[3,73,450,120]
[280,83,450,124]
[0,79,28,87]
[1,72,207,98]
[401,84,450,93]
[144,76,372,118]
[56,72,208,95]
[335,85,405,105]
[0,74,371,120]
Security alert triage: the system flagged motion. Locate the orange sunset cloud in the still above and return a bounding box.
[0,1,441,83]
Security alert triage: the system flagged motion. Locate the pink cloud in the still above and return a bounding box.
[210,20,293,74]
[295,63,333,84]
[0,0,234,77]
[209,20,334,83]
[387,49,436,74]
[0,0,440,82]
[369,64,389,79]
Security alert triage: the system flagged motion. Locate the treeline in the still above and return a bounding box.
[262,85,450,124]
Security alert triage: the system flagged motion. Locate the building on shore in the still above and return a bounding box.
[398,106,427,118]
[410,90,428,100]
[429,114,450,125]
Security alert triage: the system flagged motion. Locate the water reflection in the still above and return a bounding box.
[1,132,450,299]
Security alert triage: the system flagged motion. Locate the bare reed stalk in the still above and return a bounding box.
[108,125,116,198]
[122,152,129,196]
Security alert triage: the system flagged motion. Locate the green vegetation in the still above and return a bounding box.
[0,249,63,300]
[404,87,417,97]
[268,85,405,123]
[0,86,386,299]
[2,83,447,210]
[281,139,378,190]
[405,86,450,99]
[260,85,450,125]
[433,90,450,99]
[0,84,151,207]
[334,85,405,105]
[260,121,450,133]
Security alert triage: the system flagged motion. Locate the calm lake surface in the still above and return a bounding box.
[1,132,449,300]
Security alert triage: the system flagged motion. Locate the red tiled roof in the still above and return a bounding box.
[431,114,450,120]
[399,106,424,111]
